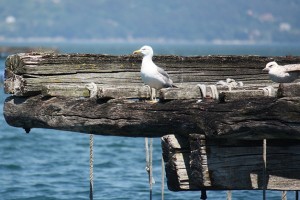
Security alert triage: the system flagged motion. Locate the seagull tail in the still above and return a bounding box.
[171,84,178,88]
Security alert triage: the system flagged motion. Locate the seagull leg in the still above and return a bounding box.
[150,87,153,101]
[152,88,156,101]
[144,85,152,100]
[144,85,158,103]
[149,88,158,103]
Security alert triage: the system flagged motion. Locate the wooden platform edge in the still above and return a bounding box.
[3,94,300,139]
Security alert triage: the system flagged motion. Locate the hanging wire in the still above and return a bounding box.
[149,138,153,200]
[145,138,153,200]
[263,139,267,200]
[161,155,165,200]
[227,190,232,200]
[281,191,287,200]
[89,134,94,200]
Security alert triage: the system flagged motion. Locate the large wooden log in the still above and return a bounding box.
[5,53,300,96]
[162,134,300,191]
[3,95,300,139]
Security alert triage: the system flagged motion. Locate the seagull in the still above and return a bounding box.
[133,45,176,101]
[263,61,300,83]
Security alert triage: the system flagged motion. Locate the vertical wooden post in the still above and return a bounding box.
[200,189,207,200]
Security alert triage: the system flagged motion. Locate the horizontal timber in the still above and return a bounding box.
[5,53,300,96]
[3,94,300,139]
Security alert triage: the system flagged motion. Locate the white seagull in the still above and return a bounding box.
[263,61,300,83]
[133,45,176,101]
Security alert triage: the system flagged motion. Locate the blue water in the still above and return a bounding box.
[1,43,300,200]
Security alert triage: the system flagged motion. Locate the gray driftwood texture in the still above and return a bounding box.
[6,53,300,96]
[3,53,300,191]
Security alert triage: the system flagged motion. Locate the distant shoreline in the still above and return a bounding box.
[1,37,299,46]
[1,40,300,57]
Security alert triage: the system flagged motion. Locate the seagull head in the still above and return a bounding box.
[263,61,278,72]
[133,45,154,57]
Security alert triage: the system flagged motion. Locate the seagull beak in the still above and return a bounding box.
[262,67,268,72]
[133,50,141,55]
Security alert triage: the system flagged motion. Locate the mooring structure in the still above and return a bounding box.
[3,53,300,198]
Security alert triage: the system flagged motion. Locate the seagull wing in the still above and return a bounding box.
[156,66,174,87]
[157,66,170,79]
[284,64,300,72]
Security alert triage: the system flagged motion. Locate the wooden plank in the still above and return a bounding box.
[205,141,300,190]
[159,86,201,100]
[3,95,300,139]
[4,72,143,96]
[278,83,300,97]
[5,53,300,96]
[41,84,90,97]
[98,86,151,99]
[160,85,277,101]
[41,84,151,99]
[219,89,267,102]
[29,80,279,100]
[161,135,196,191]
[0,46,58,58]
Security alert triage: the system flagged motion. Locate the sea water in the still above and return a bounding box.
[1,43,299,200]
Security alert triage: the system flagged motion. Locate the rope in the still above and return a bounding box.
[282,191,287,200]
[216,78,243,91]
[197,84,219,100]
[86,83,96,200]
[145,138,154,200]
[209,85,219,100]
[259,86,275,97]
[263,139,267,200]
[89,134,94,200]
[227,190,232,200]
[86,82,98,98]
[197,84,207,99]
[149,138,153,200]
[161,156,165,200]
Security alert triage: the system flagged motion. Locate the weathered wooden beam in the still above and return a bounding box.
[41,84,90,97]
[277,83,300,98]
[97,86,151,99]
[162,134,300,191]
[41,84,151,99]
[5,53,300,96]
[161,135,195,191]
[0,47,58,58]
[159,85,277,101]
[40,83,276,101]
[3,95,300,139]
